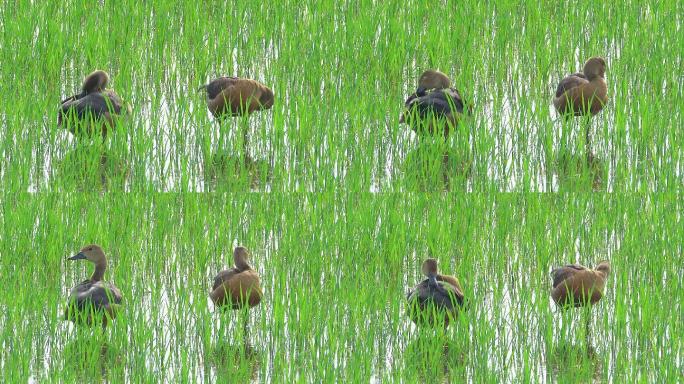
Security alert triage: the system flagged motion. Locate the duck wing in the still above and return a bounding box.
[406,279,427,303]
[406,88,466,119]
[555,73,588,98]
[90,281,123,307]
[60,92,123,120]
[403,92,419,109]
[444,87,467,114]
[69,280,122,311]
[212,268,238,292]
[551,264,587,288]
[430,281,464,309]
[437,275,465,306]
[204,77,238,100]
[408,279,462,310]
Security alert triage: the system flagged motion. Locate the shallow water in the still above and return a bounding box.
[32,79,633,193]
[1,194,679,382]
[11,10,681,193]
[1,1,683,382]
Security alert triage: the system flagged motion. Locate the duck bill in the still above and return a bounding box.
[68,252,86,261]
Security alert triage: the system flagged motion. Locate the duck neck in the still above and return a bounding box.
[91,260,107,282]
[587,73,605,83]
[234,255,251,271]
[596,270,608,280]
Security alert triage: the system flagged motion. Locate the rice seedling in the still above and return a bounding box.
[0,1,679,192]
[0,0,681,382]
[0,193,681,381]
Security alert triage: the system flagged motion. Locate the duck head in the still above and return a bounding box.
[422,258,442,288]
[68,244,107,266]
[233,246,252,270]
[79,70,110,97]
[595,260,611,276]
[417,70,451,94]
[422,258,440,277]
[583,57,606,80]
[259,87,275,109]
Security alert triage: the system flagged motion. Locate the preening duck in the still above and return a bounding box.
[59,70,128,138]
[407,258,465,327]
[551,260,611,308]
[200,77,274,119]
[401,70,470,138]
[210,246,263,310]
[553,57,608,118]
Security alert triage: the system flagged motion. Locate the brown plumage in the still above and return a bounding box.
[400,70,470,138]
[59,70,129,138]
[551,261,610,308]
[200,77,274,119]
[65,244,123,328]
[553,57,608,117]
[210,246,263,310]
[406,258,465,327]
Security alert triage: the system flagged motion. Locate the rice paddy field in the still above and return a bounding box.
[0,0,682,383]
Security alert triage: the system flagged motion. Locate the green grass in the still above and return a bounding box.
[0,0,682,382]
[0,193,682,382]
[0,0,681,192]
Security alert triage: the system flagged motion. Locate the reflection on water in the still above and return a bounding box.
[403,334,468,383]
[554,150,607,192]
[195,112,275,192]
[52,144,130,191]
[208,341,261,382]
[547,341,601,383]
[205,306,263,382]
[401,142,473,192]
[203,151,273,191]
[547,306,603,383]
[61,337,123,383]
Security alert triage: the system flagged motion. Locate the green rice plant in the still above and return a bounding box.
[0,0,682,382]
[0,193,681,381]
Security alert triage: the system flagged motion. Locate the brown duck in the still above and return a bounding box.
[553,57,608,118]
[59,70,128,138]
[65,244,123,327]
[400,70,470,138]
[210,246,263,310]
[551,261,610,308]
[406,258,465,327]
[200,77,274,119]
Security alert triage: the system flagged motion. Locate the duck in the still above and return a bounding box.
[65,244,123,327]
[210,246,263,310]
[400,70,470,138]
[553,57,608,118]
[199,77,274,119]
[58,70,128,138]
[550,261,611,308]
[406,258,465,327]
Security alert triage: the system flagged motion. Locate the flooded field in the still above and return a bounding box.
[0,2,681,192]
[0,1,682,383]
[1,194,682,382]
